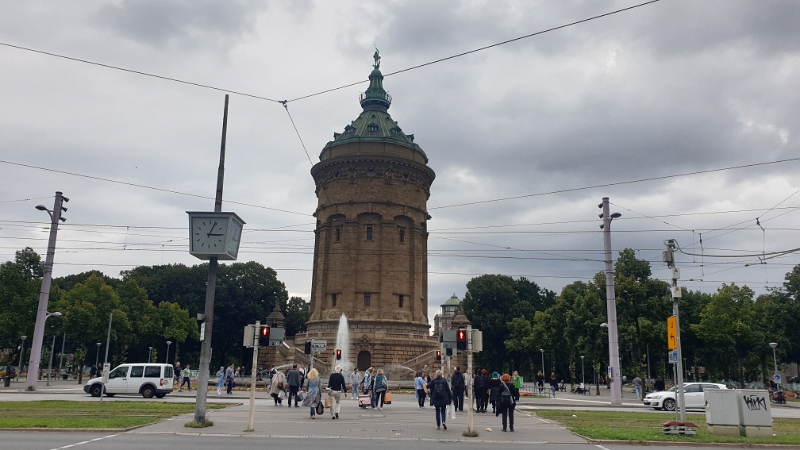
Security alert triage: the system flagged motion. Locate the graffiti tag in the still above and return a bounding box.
[742,395,767,411]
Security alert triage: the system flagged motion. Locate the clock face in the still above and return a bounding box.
[192,217,227,252]
[227,220,243,257]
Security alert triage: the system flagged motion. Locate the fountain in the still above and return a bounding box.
[332,314,352,374]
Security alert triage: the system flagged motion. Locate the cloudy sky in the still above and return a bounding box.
[2,0,800,324]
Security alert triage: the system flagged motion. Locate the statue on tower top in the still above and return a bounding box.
[373,47,381,70]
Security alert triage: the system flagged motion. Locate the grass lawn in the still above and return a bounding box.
[536,410,800,445]
[0,401,226,429]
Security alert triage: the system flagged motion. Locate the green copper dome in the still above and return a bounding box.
[321,51,427,162]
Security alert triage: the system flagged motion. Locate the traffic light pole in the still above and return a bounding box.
[664,240,686,422]
[246,320,259,432]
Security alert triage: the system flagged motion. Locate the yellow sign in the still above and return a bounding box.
[667,315,678,350]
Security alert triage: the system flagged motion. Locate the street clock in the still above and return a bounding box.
[187,211,245,260]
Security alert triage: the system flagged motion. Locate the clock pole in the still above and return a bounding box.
[194,94,229,424]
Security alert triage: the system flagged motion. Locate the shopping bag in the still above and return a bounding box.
[384,391,392,404]
[449,403,456,419]
[324,396,333,408]
[316,402,324,415]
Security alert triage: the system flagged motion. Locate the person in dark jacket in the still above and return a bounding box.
[497,373,519,432]
[489,372,501,413]
[327,365,346,419]
[286,364,301,407]
[480,369,491,413]
[427,370,452,430]
[451,367,465,412]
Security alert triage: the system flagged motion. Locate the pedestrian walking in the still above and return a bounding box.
[215,366,225,395]
[451,366,465,412]
[497,373,518,432]
[550,372,558,397]
[173,362,182,385]
[225,364,235,395]
[473,369,485,412]
[327,365,345,419]
[489,372,501,413]
[633,375,643,400]
[302,368,321,419]
[373,368,388,411]
[180,364,192,391]
[480,369,491,412]
[536,370,544,394]
[414,371,427,408]
[348,368,361,400]
[286,364,301,407]
[269,368,287,405]
[427,370,452,430]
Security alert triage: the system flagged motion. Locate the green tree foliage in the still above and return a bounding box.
[285,296,310,336]
[463,275,555,370]
[0,248,41,363]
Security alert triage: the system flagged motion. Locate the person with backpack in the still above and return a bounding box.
[473,369,485,412]
[427,370,452,430]
[489,371,501,413]
[373,368,388,411]
[497,373,519,432]
[451,366,465,412]
[480,369,491,412]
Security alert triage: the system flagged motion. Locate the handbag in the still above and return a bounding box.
[316,402,324,415]
[384,391,392,404]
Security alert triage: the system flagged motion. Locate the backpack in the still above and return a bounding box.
[433,381,446,400]
[473,375,484,390]
[500,382,514,406]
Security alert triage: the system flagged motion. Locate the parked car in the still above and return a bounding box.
[643,382,728,411]
[83,363,174,398]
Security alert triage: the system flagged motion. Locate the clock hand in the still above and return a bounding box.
[207,221,218,237]
[207,233,224,236]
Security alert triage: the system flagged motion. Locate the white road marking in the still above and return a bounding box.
[595,445,612,450]
[50,434,119,450]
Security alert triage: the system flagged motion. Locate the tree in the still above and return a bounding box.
[285,296,310,336]
[463,275,554,370]
[0,248,42,352]
[692,284,763,385]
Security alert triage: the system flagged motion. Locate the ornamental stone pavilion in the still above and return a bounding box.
[302,52,438,372]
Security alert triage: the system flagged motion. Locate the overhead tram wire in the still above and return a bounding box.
[429,156,800,211]
[0,159,311,217]
[1,0,663,106]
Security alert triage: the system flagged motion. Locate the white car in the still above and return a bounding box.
[643,382,728,411]
[83,363,174,398]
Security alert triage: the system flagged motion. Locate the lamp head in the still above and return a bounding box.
[48,311,62,317]
[166,340,172,345]
[539,348,544,353]
[600,323,608,328]
[611,212,621,219]
[770,342,778,349]
[35,205,48,211]
[96,343,101,347]
[21,336,27,340]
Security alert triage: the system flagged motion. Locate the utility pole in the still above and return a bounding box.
[599,197,622,406]
[663,239,686,422]
[194,95,229,425]
[26,192,68,391]
[246,320,260,432]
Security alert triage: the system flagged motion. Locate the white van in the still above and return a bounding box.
[83,363,174,398]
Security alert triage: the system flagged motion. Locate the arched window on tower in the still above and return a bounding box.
[398,227,405,243]
[366,225,373,241]
[335,226,341,242]
[399,295,404,308]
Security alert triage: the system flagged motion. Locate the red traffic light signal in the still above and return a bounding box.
[336,349,342,360]
[259,326,270,346]
[435,350,441,361]
[457,329,467,351]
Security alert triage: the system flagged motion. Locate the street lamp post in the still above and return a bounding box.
[599,197,623,406]
[148,347,153,363]
[770,342,779,389]
[540,348,545,378]
[95,343,101,368]
[17,336,27,381]
[581,355,585,385]
[166,341,172,364]
[25,192,68,391]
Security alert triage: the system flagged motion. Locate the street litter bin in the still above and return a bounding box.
[705,388,739,436]
[3,376,11,387]
[736,389,772,438]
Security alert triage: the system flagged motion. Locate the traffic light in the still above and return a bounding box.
[336,349,342,360]
[457,328,467,351]
[259,326,270,346]
[435,350,441,361]
[445,348,453,357]
[304,341,311,355]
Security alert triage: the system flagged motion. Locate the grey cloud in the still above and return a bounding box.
[92,0,267,50]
